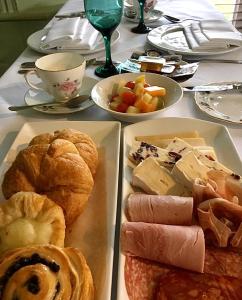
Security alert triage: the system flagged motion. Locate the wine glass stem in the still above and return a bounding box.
[103,34,113,67]
[139,1,145,26]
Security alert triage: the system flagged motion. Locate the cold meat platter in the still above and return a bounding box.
[117,117,242,300]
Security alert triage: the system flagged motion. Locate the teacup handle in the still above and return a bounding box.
[24,70,44,91]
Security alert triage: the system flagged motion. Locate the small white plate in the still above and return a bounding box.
[147,24,241,56]
[27,28,120,55]
[195,83,242,124]
[24,76,98,114]
[124,9,163,23]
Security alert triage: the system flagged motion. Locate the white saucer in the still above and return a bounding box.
[194,82,242,124]
[124,9,163,23]
[27,28,120,55]
[25,76,98,114]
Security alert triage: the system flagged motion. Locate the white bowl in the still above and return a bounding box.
[91,72,183,123]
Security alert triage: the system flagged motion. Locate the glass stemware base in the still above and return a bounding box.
[131,22,151,34]
[95,64,119,78]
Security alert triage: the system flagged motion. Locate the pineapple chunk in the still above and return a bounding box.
[112,96,122,104]
[126,106,140,113]
[134,82,144,96]
[144,86,166,97]
[118,86,132,96]
[135,75,145,84]
[143,93,153,103]
[109,101,120,111]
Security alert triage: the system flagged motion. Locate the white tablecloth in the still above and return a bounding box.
[0,0,242,298]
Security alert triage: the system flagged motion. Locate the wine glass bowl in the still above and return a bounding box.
[84,0,123,78]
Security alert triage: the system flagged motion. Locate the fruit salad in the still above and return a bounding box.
[109,75,166,113]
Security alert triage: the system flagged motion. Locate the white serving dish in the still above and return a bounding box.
[116,117,242,300]
[0,121,121,300]
[91,73,183,123]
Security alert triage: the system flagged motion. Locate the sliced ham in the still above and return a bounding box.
[126,193,193,225]
[197,198,242,248]
[121,222,205,273]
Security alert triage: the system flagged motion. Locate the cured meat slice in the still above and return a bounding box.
[155,270,242,300]
[124,249,242,300]
[124,255,170,300]
[126,194,193,225]
[121,223,205,272]
[205,247,242,279]
[198,198,242,247]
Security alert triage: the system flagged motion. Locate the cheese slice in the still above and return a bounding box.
[166,137,193,157]
[132,157,190,196]
[171,151,210,189]
[129,141,175,168]
[193,149,232,174]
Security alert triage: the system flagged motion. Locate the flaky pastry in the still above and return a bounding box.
[2,129,98,225]
[0,192,65,254]
[0,245,94,300]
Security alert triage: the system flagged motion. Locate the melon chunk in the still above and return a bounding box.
[144,86,166,97]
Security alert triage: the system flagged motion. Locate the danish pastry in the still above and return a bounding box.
[0,192,65,254]
[0,245,94,300]
[2,129,98,225]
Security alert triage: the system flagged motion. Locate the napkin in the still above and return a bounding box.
[40,18,99,51]
[182,20,242,51]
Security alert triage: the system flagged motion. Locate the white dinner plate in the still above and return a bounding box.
[194,83,242,124]
[0,120,121,300]
[27,28,120,55]
[124,9,163,23]
[117,117,242,300]
[147,24,241,56]
[24,76,98,114]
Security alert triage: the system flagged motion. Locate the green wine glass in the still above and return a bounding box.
[131,0,151,34]
[84,0,123,78]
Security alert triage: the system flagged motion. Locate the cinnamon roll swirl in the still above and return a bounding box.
[0,245,94,300]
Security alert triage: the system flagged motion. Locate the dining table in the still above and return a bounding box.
[0,0,242,299]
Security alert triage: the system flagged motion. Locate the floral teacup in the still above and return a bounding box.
[24,53,86,102]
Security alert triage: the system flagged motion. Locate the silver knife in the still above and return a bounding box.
[184,83,242,92]
[187,59,242,64]
[55,12,85,18]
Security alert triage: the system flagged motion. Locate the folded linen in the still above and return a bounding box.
[40,17,99,51]
[182,20,242,51]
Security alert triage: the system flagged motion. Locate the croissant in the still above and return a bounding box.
[0,245,94,300]
[2,129,98,225]
[0,192,65,254]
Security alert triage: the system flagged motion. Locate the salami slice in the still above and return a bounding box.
[155,270,242,300]
[124,255,170,300]
[124,248,242,300]
[205,247,242,279]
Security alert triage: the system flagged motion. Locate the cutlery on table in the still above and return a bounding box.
[8,95,91,111]
[183,83,242,92]
[55,11,86,18]
[187,59,242,64]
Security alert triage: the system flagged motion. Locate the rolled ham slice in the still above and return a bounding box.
[121,222,205,273]
[126,194,193,225]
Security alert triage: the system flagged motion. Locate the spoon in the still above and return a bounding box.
[8,95,90,111]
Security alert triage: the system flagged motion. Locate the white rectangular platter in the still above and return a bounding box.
[117,117,242,300]
[0,121,121,300]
